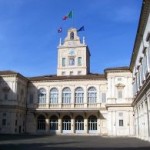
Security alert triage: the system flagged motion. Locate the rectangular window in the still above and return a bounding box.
[2,119,6,126]
[4,93,8,100]
[119,120,123,126]
[119,112,123,117]
[102,93,106,103]
[62,71,65,75]
[15,120,18,126]
[62,58,66,66]
[78,57,82,66]
[117,77,122,81]
[118,90,122,99]
[29,94,34,104]
[70,71,73,75]
[78,71,81,75]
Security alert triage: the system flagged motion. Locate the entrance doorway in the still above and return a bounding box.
[75,115,84,133]
[62,116,71,133]
[50,115,58,133]
[88,115,97,134]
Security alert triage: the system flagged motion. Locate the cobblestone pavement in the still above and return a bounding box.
[0,134,150,150]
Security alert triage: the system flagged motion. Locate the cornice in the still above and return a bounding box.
[106,103,132,108]
[0,105,27,111]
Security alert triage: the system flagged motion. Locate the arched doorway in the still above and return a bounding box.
[50,115,58,132]
[75,115,84,133]
[62,115,71,133]
[37,115,46,131]
[88,115,97,134]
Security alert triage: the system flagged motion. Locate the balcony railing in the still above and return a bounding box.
[28,98,133,109]
[74,103,84,108]
[32,103,104,109]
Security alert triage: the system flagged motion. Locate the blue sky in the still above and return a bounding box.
[0,0,142,77]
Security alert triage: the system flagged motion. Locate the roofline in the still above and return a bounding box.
[0,70,28,81]
[28,73,106,82]
[104,66,130,73]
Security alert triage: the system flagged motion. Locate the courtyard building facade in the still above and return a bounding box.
[0,0,150,142]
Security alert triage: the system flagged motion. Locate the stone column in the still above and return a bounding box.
[97,85,101,108]
[84,118,88,134]
[46,118,50,133]
[144,100,149,139]
[59,86,62,108]
[71,86,74,108]
[46,87,50,108]
[97,118,101,134]
[58,118,62,134]
[113,111,116,136]
[71,118,75,134]
[84,86,87,108]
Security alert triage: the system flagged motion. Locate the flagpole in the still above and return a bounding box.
[72,10,74,28]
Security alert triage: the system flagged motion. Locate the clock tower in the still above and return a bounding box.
[57,28,90,76]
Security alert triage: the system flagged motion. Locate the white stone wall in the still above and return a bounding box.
[133,13,150,96]
[0,75,27,134]
[106,71,134,136]
[132,3,150,141]
[107,72,133,104]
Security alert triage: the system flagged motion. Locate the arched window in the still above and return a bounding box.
[88,115,97,130]
[62,116,71,130]
[75,115,84,130]
[50,115,58,130]
[88,87,97,104]
[38,88,46,104]
[37,115,45,130]
[75,87,84,104]
[50,88,58,104]
[62,87,71,104]
[70,32,74,40]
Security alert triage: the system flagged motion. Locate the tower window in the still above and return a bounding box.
[62,58,66,66]
[69,57,75,66]
[62,72,65,75]
[70,32,74,40]
[70,71,73,75]
[78,57,82,66]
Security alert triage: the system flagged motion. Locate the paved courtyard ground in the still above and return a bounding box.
[0,134,150,150]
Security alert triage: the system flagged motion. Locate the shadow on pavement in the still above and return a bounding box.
[0,143,150,150]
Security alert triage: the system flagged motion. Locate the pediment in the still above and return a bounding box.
[115,83,125,88]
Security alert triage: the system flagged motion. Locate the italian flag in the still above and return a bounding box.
[63,11,73,20]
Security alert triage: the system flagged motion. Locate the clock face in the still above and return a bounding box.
[69,49,75,56]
